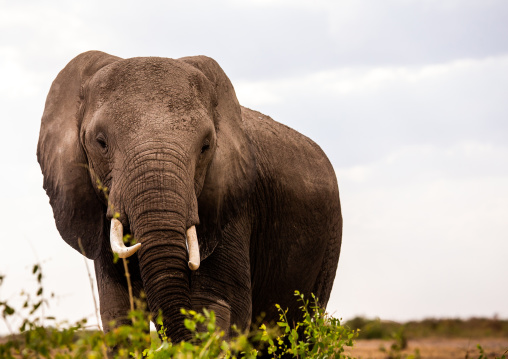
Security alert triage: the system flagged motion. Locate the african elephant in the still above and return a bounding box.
[37,51,342,342]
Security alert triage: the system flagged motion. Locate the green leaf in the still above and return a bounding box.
[3,304,15,316]
[30,301,42,314]
[220,341,229,352]
[184,318,196,331]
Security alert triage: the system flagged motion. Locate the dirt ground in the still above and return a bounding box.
[346,338,508,359]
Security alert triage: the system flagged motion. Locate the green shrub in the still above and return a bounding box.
[261,291,358,358]
[345,317,395,339]
[0,265,358,358]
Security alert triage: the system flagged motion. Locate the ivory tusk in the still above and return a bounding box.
[110,218,141,258]
[186,226,200,270]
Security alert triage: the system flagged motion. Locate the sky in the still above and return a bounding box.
[1,0,507,334]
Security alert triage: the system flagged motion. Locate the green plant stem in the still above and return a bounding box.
[122,258,135,315]
[198,335,215,359]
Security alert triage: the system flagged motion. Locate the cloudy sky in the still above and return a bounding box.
[1,0,507,333]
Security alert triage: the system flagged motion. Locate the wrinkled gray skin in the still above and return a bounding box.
[37,51,342,342]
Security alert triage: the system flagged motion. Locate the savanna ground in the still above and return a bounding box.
[345,317,508,359]
[349,337,508,359]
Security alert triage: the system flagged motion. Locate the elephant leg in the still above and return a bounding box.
[191,214,253,337]
[191,295,232,335]
[311,214,342,308]
[190,267,251,339]
[94,244,147,332]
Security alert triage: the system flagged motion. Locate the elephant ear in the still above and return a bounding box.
[180,56,256,258]
[37,51,121,260]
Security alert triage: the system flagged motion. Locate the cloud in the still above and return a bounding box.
[328,142,508,320]
[235,55,508,166]
[4,0,508,82]
[0,47,41,99]
[0,2,103,71]
[337,141,508,184]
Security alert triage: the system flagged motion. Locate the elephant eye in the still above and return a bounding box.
[96,135,108,151]
[201,144,210,154]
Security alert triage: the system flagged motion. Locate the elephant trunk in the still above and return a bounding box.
[121,147,196,342]
[137,230,191,341]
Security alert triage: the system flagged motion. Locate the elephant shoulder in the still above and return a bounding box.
[240,106,338,202]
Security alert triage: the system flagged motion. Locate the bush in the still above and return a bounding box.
[0,265,358,358]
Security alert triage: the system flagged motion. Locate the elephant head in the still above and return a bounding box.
[37,51,256,340]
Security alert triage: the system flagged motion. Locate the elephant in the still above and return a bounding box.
[37,50,342,342]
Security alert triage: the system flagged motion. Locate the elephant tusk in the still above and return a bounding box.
[186,226,200,270]
[110,218,141,258]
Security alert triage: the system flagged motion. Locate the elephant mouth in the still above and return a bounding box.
[109,218,200,270]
